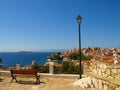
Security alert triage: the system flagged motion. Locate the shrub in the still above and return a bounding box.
[54,61,83,74]
[0,58,2,63]
[32,63,49,73]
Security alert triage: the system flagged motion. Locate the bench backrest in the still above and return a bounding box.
[10,69,37,76]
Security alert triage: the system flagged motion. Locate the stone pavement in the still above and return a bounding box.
[0,74,99,90]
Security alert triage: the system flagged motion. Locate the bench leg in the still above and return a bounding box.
[10,75,17,83]
[36,75,40,84]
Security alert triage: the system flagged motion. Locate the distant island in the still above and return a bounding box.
[18,51,32,53]
[17,49,67,53]
[31,49,68,52]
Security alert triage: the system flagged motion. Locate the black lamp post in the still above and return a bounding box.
[76,15,82,79]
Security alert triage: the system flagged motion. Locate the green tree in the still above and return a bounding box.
[38,65,49,73]
[32,63,49,73]
[88,47,91,50]
[55,61,81,74]
[68,62,76,74]
[68,52,79,60]
[61,61,69,73]
[68,52,92,60]
[48,52,64,62]
[31,62,40,71]
[0,58,2,63]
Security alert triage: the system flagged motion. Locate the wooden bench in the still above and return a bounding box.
[10,69,40,84]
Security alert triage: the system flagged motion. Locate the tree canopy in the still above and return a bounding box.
[48,51,92,62]
[68,52,92,60]
[48,52,64,61]
[0,58,2,63]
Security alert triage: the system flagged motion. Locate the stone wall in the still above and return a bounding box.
[86,61,120,90]
[90,76,120,90]
[91,61,120,80]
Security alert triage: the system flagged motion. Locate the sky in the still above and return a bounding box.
[0,0,120,52]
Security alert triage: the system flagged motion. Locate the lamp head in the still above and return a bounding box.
[76,15,82,24]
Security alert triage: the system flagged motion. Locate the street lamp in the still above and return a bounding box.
[76,15,82,79]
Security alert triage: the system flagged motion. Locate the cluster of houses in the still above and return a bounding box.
[8,48,120,72]
[60,47,120,65]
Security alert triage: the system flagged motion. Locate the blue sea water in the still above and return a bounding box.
[0,52,56,68]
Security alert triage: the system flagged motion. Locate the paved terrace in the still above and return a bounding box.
[0,70,99,90]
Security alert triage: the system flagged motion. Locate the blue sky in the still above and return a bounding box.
[0,0,120,52]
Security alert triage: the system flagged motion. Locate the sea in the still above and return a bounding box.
[0,52,56,68]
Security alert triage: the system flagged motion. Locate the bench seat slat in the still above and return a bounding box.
[10,69,40,84]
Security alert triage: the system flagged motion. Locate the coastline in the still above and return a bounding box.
[0,52,55,68]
